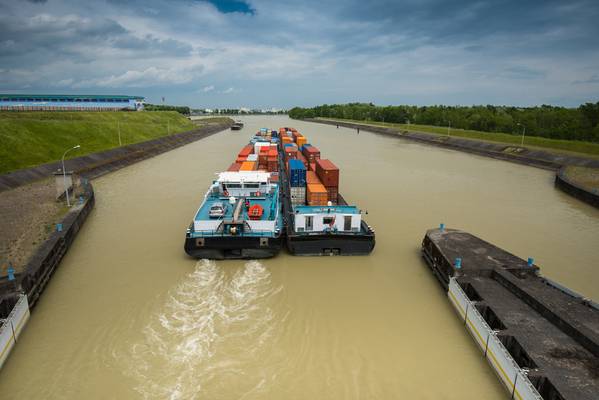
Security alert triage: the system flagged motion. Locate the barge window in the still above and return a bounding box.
[227,183,241,188]
[323,217,334,225]
[244,183,259,189]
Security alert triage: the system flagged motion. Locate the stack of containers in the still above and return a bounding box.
[296,152,308,168]
[288,159,306,205]
[306,171,327,205]
[267,147,278,172]
[302,145,321,163]
[281,136,293,146]
[284,143,298,160]
[315,159,339,204]
[259,146,269,169]
[296,135,307,148]
[237,144,253,163]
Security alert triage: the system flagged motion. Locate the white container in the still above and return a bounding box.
[290,187,306,205]
[247,154,258,162]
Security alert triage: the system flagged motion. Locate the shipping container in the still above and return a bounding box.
[254,142,270,154]
[302,145,321,162]
[238,144,253,157]
[240,161,257,171]
[316,159,340,187]
[270,173,279,183]
[306,170,321,184]
[307,183,328,205]
[288,159,307,187]
[297,152,308,167]
[284,147,298,160]
[246,154,258,162]
[309,162,316,172]
[227,162,242,172]
[325,186,338,204]
[290,186,306,205]
[296,136,307,148]
[236,156,247,163]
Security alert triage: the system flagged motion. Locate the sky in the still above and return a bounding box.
[0,0,598,109]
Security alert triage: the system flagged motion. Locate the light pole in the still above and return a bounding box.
[62,144,80,207]
[517,123,526,147]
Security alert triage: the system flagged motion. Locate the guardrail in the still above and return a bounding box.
[0,294,30,369]
[447,278,542,400]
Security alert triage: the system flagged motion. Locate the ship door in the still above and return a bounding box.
[344,216,352,231]
[305,216,313,231]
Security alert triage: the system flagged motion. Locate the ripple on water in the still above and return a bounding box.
[124,260,283,400]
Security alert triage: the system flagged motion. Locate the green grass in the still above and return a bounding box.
[318,118,599,158]
[0,111,200,174]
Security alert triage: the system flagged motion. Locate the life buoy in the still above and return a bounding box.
[248,204,264,220]
[223,190,229,197]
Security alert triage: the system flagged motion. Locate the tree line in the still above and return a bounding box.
[289,102,599,142]
[144,103,191,115]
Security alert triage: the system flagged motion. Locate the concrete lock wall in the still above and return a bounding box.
[448,278,542,400]
[0,294,30,369]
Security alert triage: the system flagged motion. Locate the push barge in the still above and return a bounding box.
[421,227,599,400]
[184,129,284,259]
[278,127,375,256]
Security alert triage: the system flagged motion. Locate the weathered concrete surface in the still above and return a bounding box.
[0,122,232,192]
[555,166,599,208]
[422,228,599,400]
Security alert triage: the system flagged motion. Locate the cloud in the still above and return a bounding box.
[0,0,598,107]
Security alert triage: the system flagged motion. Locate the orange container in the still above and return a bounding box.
[240,161,257,171]
[296,137,307,148]
[306,171,321,184]
[228,162,242,172]
[307,183,328,205]
[238,145,253,157]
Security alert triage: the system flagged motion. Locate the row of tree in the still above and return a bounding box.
[144,104,191,115]
[289,102,599,142]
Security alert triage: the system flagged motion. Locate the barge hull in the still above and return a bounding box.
[184,234,283,260]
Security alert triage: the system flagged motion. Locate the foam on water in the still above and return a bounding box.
[124,259,283,400]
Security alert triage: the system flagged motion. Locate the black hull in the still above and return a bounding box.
[286,232,375,256]
[184,233,283,260]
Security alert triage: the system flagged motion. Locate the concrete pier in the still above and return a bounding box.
[421,228,599,400]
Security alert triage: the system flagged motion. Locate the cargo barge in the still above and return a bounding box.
[230,121,244,130]
[421,227,599,400]
[184,129,284,259]
[278,127,375,256]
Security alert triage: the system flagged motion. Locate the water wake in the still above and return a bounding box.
[125,260,282,400]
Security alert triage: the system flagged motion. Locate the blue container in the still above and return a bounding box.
[284,143,296,148]
[288,159,306,187]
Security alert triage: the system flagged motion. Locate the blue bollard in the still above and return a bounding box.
[7,263,15,281]
[527,257,534,267]
[440,223,445,232]
[56,223,63,232]
[455,257,462,269]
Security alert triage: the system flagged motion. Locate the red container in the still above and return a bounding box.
[267,161,278,172]
[309,162,316,172]
[227,162,242,172]
[297,153,308,167]
[270,173,279,182]
[302,146,320,161]
[315,159,339,187]
[259,154,268,164]
[325,186,338,204]
[285,147,297,160]
[238,145,253,157]
[236,156,247,163]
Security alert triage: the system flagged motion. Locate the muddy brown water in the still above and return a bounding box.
[1,116,598,399]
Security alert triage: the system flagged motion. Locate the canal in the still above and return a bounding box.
[1,116,598,399]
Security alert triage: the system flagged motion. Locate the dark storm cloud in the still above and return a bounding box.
[0,0,598,106]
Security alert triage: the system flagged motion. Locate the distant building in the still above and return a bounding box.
[0,94,145,111]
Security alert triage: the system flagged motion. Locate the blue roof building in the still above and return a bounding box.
[0,94,145,111]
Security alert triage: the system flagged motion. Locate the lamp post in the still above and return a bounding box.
[517,123,526,147]
[62,144,80,207]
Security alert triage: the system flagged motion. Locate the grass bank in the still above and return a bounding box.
[0,111,209,174]
[317,118,599,158]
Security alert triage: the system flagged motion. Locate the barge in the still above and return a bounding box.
[278,127,375,256]
[230,121,244,130]
[184,130,284,259]
[421,227,599,400]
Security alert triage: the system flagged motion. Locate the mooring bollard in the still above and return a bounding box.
[527,257,534,267]
[455,257,462,269]
[7,263,15,281]
[440,223,445,232]
[56,223,63,232]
